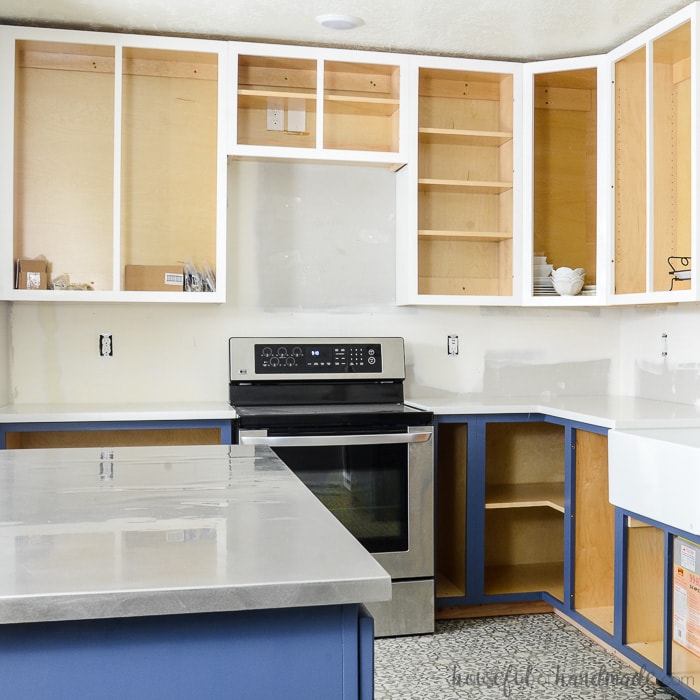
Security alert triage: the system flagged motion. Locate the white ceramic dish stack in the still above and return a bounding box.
[551,267,585,295]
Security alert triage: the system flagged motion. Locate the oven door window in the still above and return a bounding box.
[272,441,408,554]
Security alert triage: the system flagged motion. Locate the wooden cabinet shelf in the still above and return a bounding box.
[485,482,564,512]
[418,178,512,194]
[418,230,511,242]
[418,127,512,146]
[324,93,399,116]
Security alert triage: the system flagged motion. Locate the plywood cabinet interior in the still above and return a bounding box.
[234,49,402,156]
[435,423,467,599]
[531,66,598,296]
[417,67,514,297]
[483,421,564,600]
[573,430,614,634]
[625,519,665,667]
[7,31,224,301]
[614,20,692,296]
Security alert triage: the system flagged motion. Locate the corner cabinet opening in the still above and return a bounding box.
[7,33,225,302]
[531,65,598,300]
[416,67,514,297]
[483,421,565,600]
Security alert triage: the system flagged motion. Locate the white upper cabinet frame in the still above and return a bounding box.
[0,25,228,303]
[227,42,409,169]
[396,54,523,306]
[606,3,698,305]
[521,54,608,307]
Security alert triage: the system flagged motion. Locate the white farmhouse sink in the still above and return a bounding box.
[609,428,700,536]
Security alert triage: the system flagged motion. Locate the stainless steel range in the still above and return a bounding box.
[229,336,434,637]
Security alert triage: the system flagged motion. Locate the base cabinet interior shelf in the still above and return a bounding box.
[435,415,570,606]
[483,421,565,600]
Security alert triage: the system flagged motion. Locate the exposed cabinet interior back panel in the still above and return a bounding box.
[614,47,647,295]
[573,430,614,634]
[533,68,597,286]
[120,47,218,275]
[652,22,692,293]
[417,67,514,297]
[14,41,115,291]
[435,423,467,599]
[625,521,665,666]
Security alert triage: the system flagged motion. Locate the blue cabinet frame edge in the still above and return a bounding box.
[0,419,233,448]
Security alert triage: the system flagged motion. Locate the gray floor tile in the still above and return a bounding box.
[375,614,685,699]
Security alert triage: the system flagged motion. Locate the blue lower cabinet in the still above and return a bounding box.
[0,604,373,700]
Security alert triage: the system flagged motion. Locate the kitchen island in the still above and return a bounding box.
[0,443,390,699]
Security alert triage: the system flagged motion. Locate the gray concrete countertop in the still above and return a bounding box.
[0,444,391,624]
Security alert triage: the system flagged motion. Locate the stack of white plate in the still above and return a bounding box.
[533,256,556,295]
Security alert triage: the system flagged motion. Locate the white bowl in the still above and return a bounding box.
[551,267,585,282]
[552,277,585,295]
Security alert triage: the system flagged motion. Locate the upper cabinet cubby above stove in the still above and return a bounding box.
[228,43,409,169]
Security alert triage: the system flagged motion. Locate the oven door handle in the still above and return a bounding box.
[239,431,432,447]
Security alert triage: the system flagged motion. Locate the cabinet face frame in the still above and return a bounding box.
[396,55,523,306]
[521,55,608,307]
[0,25,228,303]
[227,41,409,168]
[606,3,699,305]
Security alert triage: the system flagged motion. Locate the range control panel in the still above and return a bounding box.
[254,342,382,374]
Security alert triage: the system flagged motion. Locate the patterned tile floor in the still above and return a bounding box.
[375,614,684,700]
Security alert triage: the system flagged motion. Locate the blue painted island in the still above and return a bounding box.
[0,444,391,699]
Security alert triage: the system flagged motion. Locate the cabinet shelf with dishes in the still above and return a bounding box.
[522,56,603,305]
[230,45,408,165]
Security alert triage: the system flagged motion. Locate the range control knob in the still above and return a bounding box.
[262,346,273,357]
[269,356,280,367]
[292,346,303,358]
[285,357,295,366]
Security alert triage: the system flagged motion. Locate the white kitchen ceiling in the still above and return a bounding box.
[0,0,696,60]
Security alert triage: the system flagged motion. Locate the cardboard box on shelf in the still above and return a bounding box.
[16,258,48,290]
[124,265,184,292]
[673,537,700,658]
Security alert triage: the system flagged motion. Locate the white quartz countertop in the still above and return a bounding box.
[0,402,236,423]
[405,393,700,429]
[0,444,391,624]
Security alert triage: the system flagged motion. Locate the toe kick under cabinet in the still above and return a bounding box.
[0,26,228,302]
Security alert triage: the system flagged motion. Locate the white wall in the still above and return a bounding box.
[6,161,625,405]
[617,303,700,406]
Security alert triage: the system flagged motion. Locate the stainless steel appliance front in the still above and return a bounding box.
[230,336,435,637]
